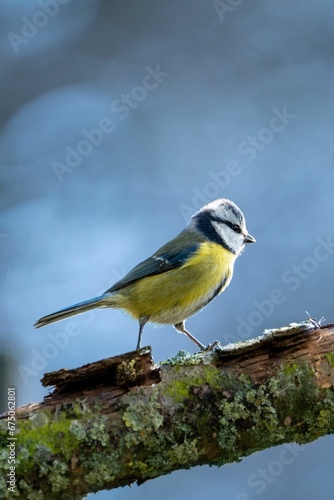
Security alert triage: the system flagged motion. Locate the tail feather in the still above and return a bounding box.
[34,295,108,328]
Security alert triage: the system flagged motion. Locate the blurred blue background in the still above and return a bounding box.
[1,0,334,498]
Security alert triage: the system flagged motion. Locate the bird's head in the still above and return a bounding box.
[190,198,255,256]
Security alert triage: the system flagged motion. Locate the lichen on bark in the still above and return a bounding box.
[1,322,334,499]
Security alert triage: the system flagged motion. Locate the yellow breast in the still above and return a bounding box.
[115,242,236,325]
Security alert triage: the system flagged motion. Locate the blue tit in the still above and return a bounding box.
[34,198,255,350]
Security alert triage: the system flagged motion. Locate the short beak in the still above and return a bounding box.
[244,233,256,243]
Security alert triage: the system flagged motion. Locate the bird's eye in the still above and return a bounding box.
[232,224,241,233]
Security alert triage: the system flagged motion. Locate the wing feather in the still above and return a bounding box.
[105,244,199,293]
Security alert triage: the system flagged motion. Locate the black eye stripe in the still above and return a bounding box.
[195,213,236,254]
[211,217,241,233]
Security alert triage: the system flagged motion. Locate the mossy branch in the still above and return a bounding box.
[1,321,334,499]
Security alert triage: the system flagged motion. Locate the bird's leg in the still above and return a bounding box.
[137,316,149,350]
[174,321,206,351]
[174,322,222,351]
[205,340,222,350]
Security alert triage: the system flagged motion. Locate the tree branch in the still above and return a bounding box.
[1,321,334,499]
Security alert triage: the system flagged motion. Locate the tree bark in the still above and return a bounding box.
[1,321,334,499]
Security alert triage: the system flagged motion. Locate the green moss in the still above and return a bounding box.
[0,402,115,499]
[283,362,300,376]
[168,439,199,465]
[165,379,192,401]
[201,364,225,389]
[85,416,109,447]
[128,460,148,475]
[164,362,222,403]
[84,452,122,487]
[122,390,165,453]
[216,362,324,457]
[1,410,77,488]
[116,359,137,385]
[48,460,69,493]
[1,346,334,497]
[161,350,201,366]
[161,349,216,367]
[274,362,318,429]
[325,352,334,368]
[69,420,87,442]
[19,481,45,500]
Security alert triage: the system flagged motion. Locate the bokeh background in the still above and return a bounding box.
[1,1,334,498]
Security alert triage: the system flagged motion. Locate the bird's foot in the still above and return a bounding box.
[202,340,222,351]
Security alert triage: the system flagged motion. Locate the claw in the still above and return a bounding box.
[305,311,325,330]
[203,340,222,351]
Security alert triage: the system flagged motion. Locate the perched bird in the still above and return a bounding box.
[35,199,255,350]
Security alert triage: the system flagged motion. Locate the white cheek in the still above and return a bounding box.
[211,220,228,241]
[225,230,242,252]
[212,221,244,255]
[232,233,245,256]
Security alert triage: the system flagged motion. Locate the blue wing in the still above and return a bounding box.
[105,244,200,293]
